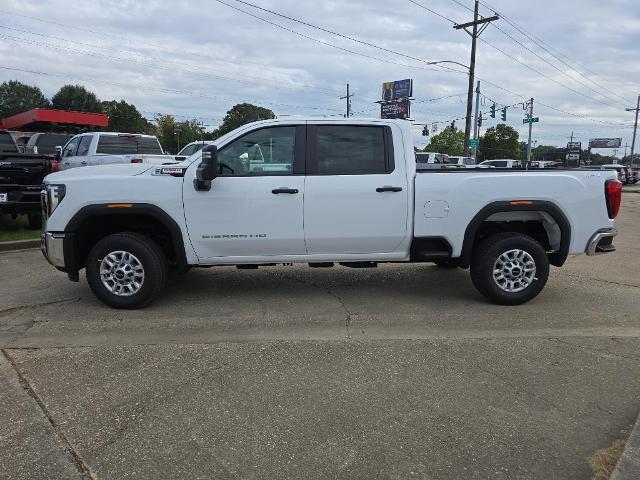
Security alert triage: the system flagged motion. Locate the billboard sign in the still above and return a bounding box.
[589,138,622,149]
[381,99,410,119]
[382,79,413,101]
[566,153,580,161]
[567,141,581,150]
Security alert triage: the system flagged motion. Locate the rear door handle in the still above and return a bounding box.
[272,188,299,194]
[376,186,403,193]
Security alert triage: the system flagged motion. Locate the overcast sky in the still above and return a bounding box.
[0,0,638,152]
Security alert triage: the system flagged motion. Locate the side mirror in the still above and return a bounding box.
[54,146,62,161]
[194,144,218,191]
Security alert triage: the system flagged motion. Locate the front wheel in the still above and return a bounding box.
[86,232,167,309]
[470,232,549,305]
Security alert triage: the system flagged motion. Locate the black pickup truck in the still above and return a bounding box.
[0,130,53,229]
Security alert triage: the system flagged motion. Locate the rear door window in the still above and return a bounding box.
[312,126,388,175]
[0,132,17,152]
[96,135,163,155]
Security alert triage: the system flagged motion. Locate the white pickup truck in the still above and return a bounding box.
[56,132,178,170]
[41,118,621,309]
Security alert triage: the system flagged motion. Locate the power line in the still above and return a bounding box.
[486,23,628,108]
[478,0,632,105]
[0,65,344,114]
[407,0,457,24]
[213,0,467,78]
[0,26,342,97]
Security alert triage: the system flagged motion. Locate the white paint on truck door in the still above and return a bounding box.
[183,125,307,259]
[303,124,409,255]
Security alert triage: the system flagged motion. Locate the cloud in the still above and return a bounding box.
[0,0,638,152]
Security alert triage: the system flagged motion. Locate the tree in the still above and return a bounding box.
[102,100,154,134]
[213,103,275,138]
[478,124,520,161]
[154,115,204,153]
[52,84,102,113]
[0,80,49,118]
[424,127,465,156]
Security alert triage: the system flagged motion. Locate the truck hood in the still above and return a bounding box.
[45,163,156,183]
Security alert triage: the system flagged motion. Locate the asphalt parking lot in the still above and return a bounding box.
[1,192,639,479]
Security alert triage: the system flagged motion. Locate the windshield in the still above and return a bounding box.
[178,143,206,156]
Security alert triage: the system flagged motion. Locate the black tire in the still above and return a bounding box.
[86,232,167,309]
[470,232,549,305]
[27,213,42,230]
[434,260,458,269]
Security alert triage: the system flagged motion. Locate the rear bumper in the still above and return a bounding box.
[0,184,42,213]
[586,228,617,256]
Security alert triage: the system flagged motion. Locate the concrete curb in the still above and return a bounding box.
[611,412,640,479]
[0,239,40,253]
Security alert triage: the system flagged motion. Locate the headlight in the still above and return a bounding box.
[43,184,66,216]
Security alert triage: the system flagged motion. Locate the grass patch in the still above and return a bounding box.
[589,438,627,480]
[0,215,40,242]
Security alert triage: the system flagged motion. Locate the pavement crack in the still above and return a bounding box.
[0,297,84,318]
[269,271,354,338]
[556,271,640,289]
[546,338,640,361]
[1,349,96,480]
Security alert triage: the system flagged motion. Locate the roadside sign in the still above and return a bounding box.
[469,138,479,148]
[380,99,410,119]
[381,79,413,101]
[567,141,581,150]
[523,117,540,124]
[566,153,580,161]
[589,138,622,149]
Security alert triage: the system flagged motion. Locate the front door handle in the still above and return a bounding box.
[272,188,299,194]
[376,186,403,193]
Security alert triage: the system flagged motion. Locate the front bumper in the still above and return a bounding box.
[41,232,66,268]
[586,228,617,256]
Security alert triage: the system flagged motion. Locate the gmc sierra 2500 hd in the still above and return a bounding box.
[41,119,621,309]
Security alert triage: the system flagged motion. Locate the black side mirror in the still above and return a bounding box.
[194,145,218,191]
[54,146,62,161]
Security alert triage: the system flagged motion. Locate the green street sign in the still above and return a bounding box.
[523,117,540,124]
[469,138,479,148]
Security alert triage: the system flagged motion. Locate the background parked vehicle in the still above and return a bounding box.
[56,132,178,170]
[479,159,522,168]
[0,130,52,229]
[176,140,213,158]
[415,151,462,169]
[26,133,72,155]
[600,164,629,184]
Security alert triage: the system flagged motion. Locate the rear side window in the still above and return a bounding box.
[35,134,70,154]
[491,161,507,168]
[96,135,163,155]
[314,126,388,175]
[76,136,93,156]
[0,132,17,152]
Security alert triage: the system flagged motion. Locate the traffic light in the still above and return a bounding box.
[478,114,483,127]
[422,125,429,136]
[450,120,456,130]
[490,103,496,118]
[501,107,507,121]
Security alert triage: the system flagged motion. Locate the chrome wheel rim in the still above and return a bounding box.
[492,249,536,293]
[100,250,145,296]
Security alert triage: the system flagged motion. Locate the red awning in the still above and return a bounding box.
[0,108,109,130]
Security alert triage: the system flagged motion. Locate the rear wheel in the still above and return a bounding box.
[86,232,167,309]
[470,232,549,305]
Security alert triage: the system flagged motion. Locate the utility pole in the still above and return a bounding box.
[454,1,499,156]
[526,98,534,169]
[340,83,353,118]
[472,80,481,160]
[626,94,640,166]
